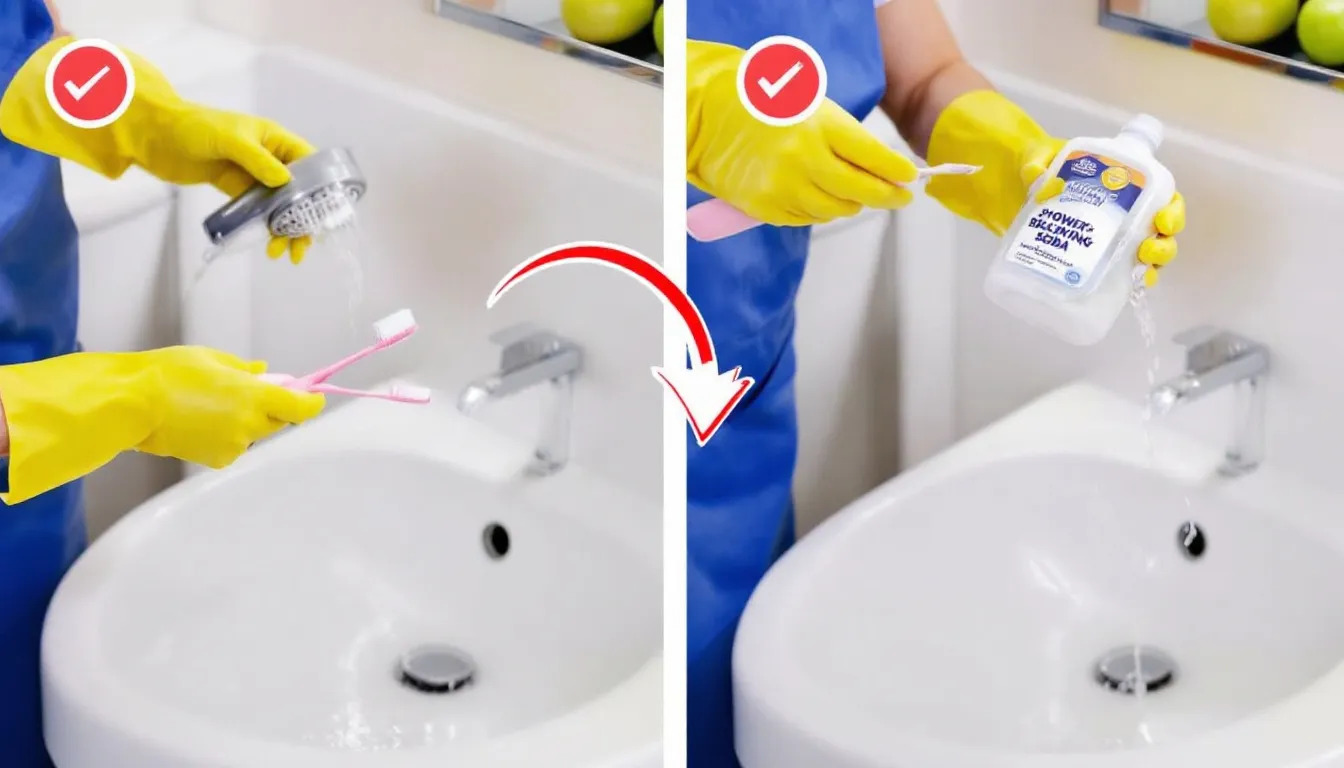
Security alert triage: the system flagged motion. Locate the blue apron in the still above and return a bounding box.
[686,3,886,765]
[1,4,88,766]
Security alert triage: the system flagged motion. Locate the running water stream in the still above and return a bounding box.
[315,221,369,337]
[196,212,365,307]
[190,212,370,352]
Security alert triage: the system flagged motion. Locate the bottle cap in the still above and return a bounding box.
[1122,114,1164,152]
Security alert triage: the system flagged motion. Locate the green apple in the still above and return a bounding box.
[654,5,664,55]
[561,0,655,45]
[1207,0,1299,44]
[1299,0,1344,65]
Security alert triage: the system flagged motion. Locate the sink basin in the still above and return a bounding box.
[42,394,661,768]
[734,382,1344,768]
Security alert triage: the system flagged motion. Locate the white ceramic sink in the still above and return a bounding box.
[735,382,1344,768]
[42,393,662,768]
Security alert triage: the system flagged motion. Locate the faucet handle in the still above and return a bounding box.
[1172,325,1264,353]
[1171,325,1267,372]
[489,322,545,348]
[1171,325,1225,349]
[488,322,572,371]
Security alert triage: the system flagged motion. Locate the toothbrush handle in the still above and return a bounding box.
[258,372,300,387]
[686,200,758,243]
[309,383,424,403]
[308,383,374,397]
[301,327,414,386]
[257,376,363,396]
[685,164,982,243]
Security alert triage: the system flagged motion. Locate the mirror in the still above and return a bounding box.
[1100,0,1344,90]
[433,0,663,88]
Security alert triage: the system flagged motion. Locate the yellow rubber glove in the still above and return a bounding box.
[0,347,325,504]
[925,90,1185,288]
[687,40,919,227]
[0,37,316,263]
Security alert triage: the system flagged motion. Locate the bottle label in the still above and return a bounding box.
[1005,151,1146,289]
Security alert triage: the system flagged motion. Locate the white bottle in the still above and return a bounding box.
[983,114,1175,346]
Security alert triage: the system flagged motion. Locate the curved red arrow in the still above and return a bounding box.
[487,241,753,446]
[490,242,715,366]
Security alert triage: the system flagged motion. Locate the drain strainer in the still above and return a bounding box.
[1094,645,1177,694]
[399,645,476,694]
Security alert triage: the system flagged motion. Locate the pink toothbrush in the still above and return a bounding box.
[686,163,982,242]
[258,308,431,404]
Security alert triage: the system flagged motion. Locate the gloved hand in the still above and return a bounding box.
[687,40,919,227]
[0,347,325,504]
[0,37,316,263]
[925,90,1186,288]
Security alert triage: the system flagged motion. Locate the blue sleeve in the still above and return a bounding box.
[0,0,55,87]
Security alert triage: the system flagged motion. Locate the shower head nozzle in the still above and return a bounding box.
[203,147,366,244]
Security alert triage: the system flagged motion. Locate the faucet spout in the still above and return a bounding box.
[1148,372,1200,415]
[1150,326,1270,477]
[457,376,502,414]
[456,325,584,476]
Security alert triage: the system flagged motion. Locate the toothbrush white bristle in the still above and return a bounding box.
[389,383,432,403]
[373,309,417,340]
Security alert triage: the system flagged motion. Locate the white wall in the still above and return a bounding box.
[51,0,193,37]
[193,0,661,179]
[793,208,902,533]
[942,0,1344,177]
[54,1,658,177]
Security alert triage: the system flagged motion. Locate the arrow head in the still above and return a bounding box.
[652,362,755,447]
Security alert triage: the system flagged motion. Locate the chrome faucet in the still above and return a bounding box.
[1149,325,1270,477]
[457,324,583,476]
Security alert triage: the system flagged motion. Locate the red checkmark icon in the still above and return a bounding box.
[45,39,136,129]
[737,35,828,127]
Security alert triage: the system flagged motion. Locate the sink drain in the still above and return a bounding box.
[399,645,476,694]
[1177,521,1206,560]
[1094,646,1176,694]
[483,522,510,560]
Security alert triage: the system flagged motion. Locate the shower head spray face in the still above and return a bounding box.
[203,147,366,244]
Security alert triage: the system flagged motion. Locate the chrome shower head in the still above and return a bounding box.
[202,147,366,244]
